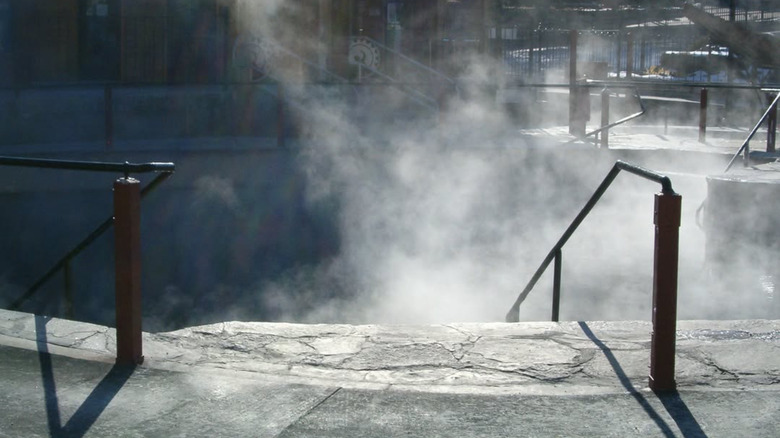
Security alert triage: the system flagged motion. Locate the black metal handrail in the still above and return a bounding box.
[577,83,648,143]
[506,82,646,144]
[505,160,675,323]
[1,156,175,312]
[0,156,175,176]
[723,90,780,172]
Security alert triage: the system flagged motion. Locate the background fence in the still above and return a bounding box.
[492,0,780,84]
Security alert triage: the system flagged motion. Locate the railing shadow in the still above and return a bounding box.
[35,315,136,438]
[578,321,707,438]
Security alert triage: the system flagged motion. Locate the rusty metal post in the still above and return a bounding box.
[649,192,681,392]
[601,88,610,148]
[626,32,634,79]
[729,0,736,22]
[105,85,113,149]
[699,88,708,143]
[615,32,622,79]
[528,30,535,77]
[114,177,143,365]
[569,30,584,137]
[767,93,777,153]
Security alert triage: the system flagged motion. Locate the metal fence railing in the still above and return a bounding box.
[494,2,780,84]
[1,156,175,365]
[505,160,681,391]
[498,26,719,83]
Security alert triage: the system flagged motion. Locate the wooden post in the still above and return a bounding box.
[601,88,610,148]
[114,177,143,365]
[729,0,736,22]
[649,192,681,392]
[569,30,585,137]
[767,93,777,153]
[699,88,708,143]
[626,33,634,80]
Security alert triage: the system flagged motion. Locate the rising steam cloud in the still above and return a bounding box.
[231,1,776,325]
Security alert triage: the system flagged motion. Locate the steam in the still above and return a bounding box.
[255,84,658,323]
[224,2,776,325]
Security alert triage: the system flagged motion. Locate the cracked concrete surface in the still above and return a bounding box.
[2,309,777,394]
[1,309,778,437]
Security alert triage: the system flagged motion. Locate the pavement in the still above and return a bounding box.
[0,308,777,437]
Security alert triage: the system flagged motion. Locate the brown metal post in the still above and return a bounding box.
[649,192,681,392]
[601,88,610,148]
[699,88,708,143]
[569,30,584,136]
[114,177,143,365]
[767,93,777,153]
[626,33,634,79]
[729,0,736,22]
[529,30,535,76]
[552,249,561,322]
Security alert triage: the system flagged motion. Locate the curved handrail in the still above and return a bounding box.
[1,157,175,311]
[505,160,675,322]
[723,91,780,172]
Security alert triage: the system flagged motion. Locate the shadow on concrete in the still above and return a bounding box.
[655,390,709,438]
[578,321,708,438]
[35,315,136,438]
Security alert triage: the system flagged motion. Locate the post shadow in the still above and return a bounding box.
[655,390,708,438]
[35,315,62,435]
[579,321,708,437]
[578,321,678,437]
[60,364,137,437]
[35,315,136,438]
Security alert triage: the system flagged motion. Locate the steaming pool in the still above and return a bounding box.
[1,145,778,331]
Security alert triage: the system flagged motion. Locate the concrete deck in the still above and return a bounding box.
[1,309,777,437]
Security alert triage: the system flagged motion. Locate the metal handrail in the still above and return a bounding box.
[579,83,647,142]
[0,156,175,175]
[1,156,175,311]
[501,82,646,143]
[357,35,459,89]
[505,160,675,323]
[723,91,780,172]
[350,35,460,111]
[232,35,351,85]
[353,62,440,110]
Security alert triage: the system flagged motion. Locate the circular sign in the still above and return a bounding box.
[349,37,381,69]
